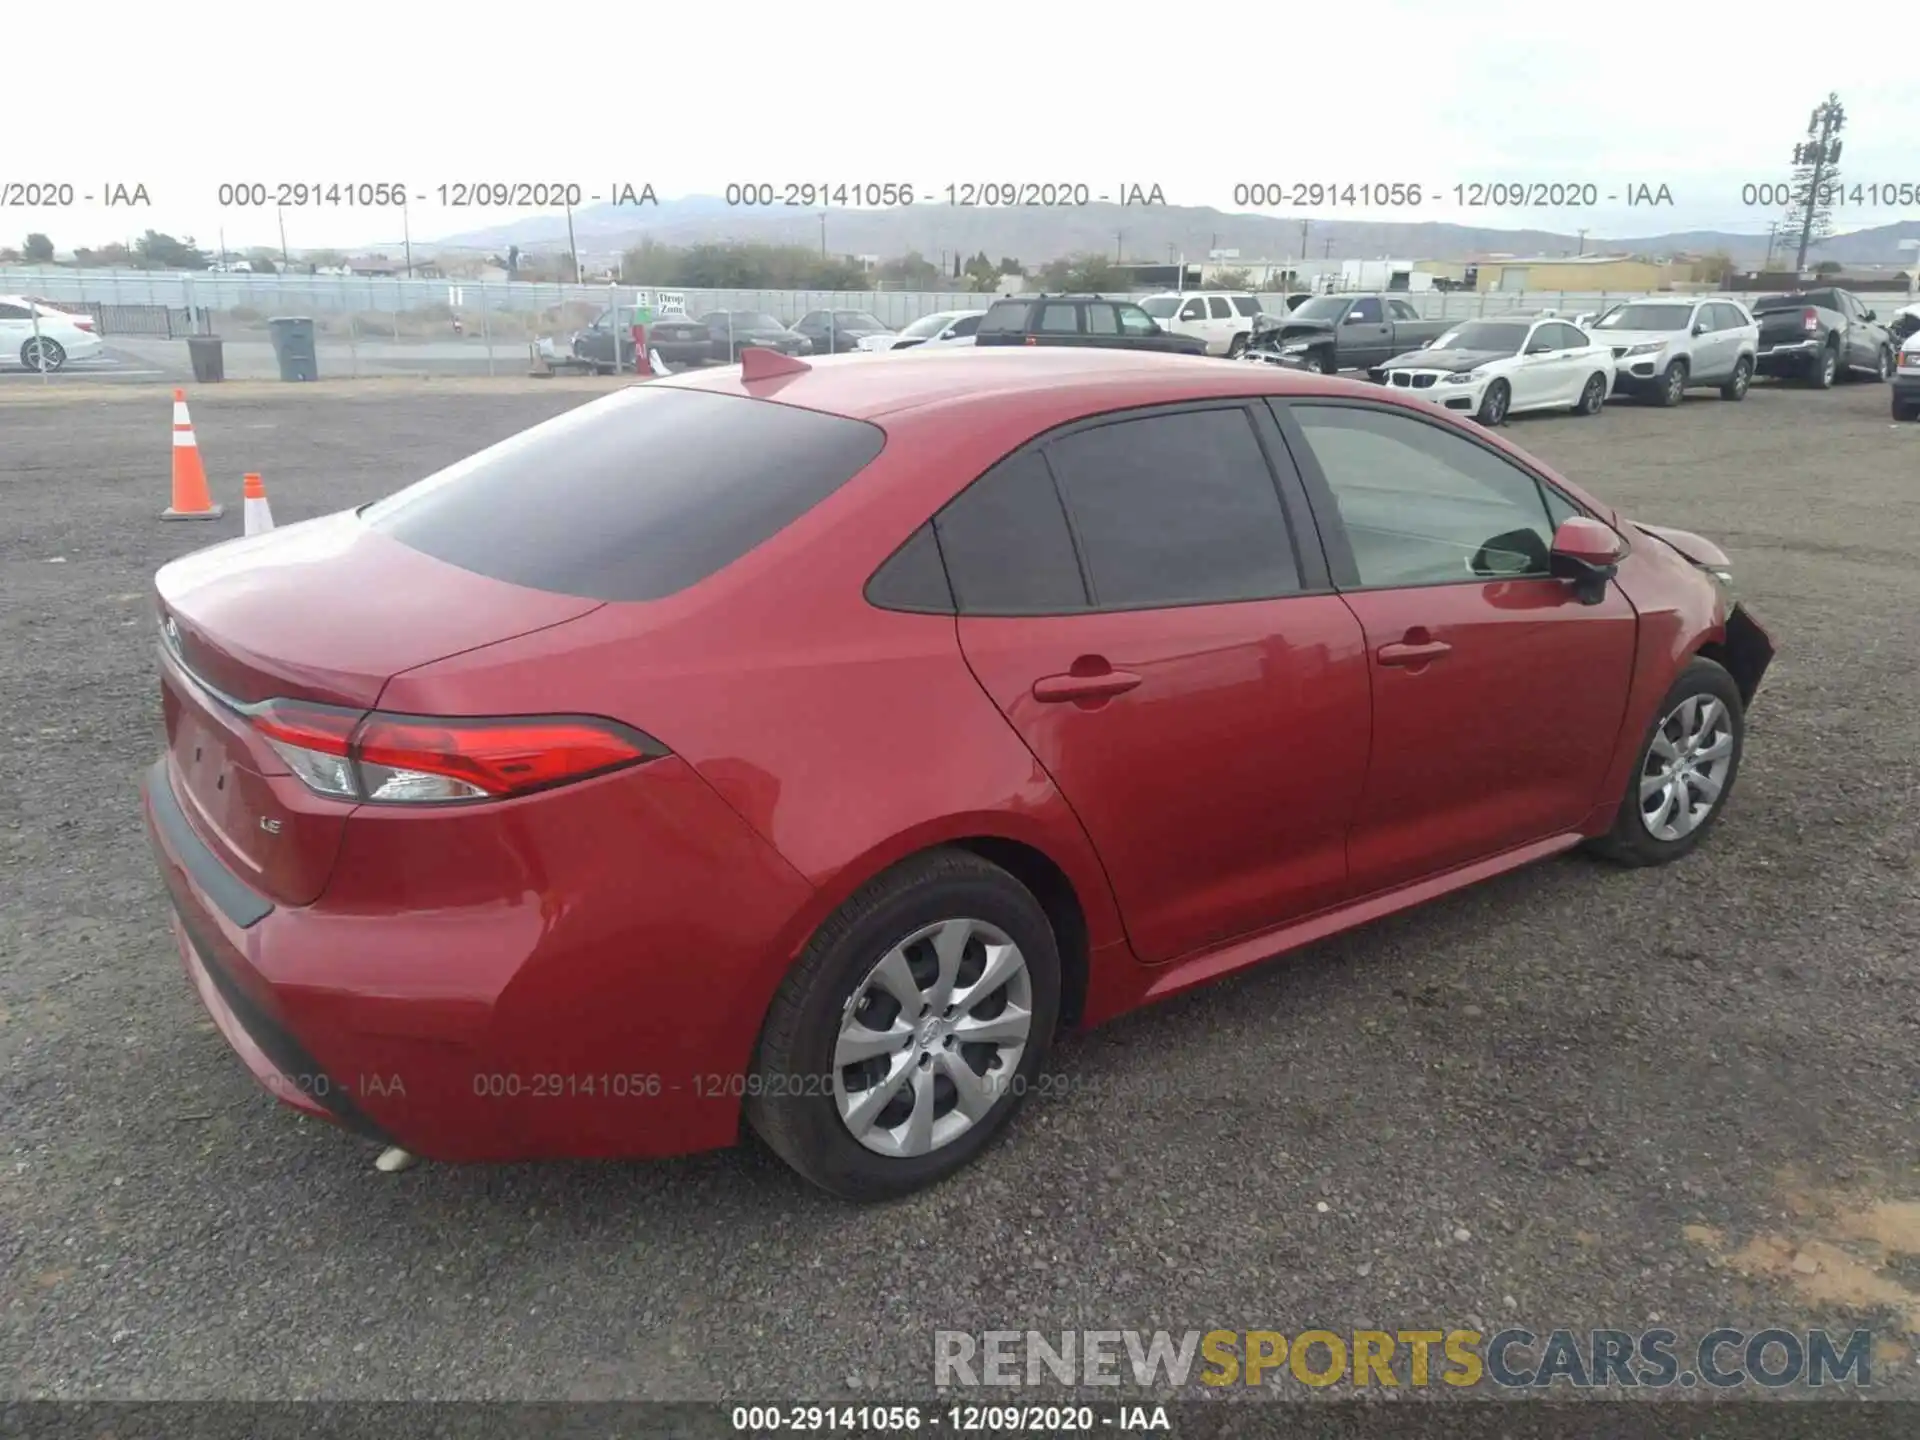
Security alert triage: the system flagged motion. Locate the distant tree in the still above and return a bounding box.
[244,247,279,274]
[997,256,1022,275]
[23,232,54,262]
[1689,251,1735,284]
[1034,251,1134,293]
[877,250,941,289]
[133,230,210,270]
[305,248,349,268]
[507,243,522,274]
[1207,268,1253,291]
[1813,258,1843,275]
[961,250,1003,292]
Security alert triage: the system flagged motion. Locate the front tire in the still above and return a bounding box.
[1573,371,1608,415]
[1719,355,1752,401]
[1656,359,1688,406]
[1305,350,1335,375]
[745,849,1062,1202]
[1587,658,1745,868]
[21,338,66,372]
[1475,378,1511,426]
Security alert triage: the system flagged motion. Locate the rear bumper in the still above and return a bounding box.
[140,752,819,1163]
[1755,340,1821,373]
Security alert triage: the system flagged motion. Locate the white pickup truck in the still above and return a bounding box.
[1137,292,1264,357]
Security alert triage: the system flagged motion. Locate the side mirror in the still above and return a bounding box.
[1864,309,1878,322]
[1527,342,1553,355]
[1550,517,1625,606]
[1692,322,1707,336]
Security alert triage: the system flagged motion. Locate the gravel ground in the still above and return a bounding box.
[3,375,1918,1404]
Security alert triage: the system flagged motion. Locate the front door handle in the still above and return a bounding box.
[1377,639,1452,667]
[1032,669,1143,703]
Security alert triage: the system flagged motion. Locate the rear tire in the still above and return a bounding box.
[1869,345,1894,383]
[1586,658,1745,868]
[1807,344,1838,389]
[1475,378,1511,426]
[1719,355,1752,401]
[1226,334,1249,359]
[745,849,1062,1203]
[1894,395,1920,422]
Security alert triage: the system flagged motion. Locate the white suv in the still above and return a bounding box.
[1137,292,1263,357]
[1585,297,1760,405]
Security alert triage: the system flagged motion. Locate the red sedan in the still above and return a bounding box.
[141,347,1774,1201]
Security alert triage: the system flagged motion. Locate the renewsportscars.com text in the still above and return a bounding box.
[934,1327,1875,1390]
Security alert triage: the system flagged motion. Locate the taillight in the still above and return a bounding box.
[72,318,95,332]
[1803,308,1820,333]
[245,699,666,804]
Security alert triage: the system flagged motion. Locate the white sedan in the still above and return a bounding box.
[1368,315,1617,425]
[0,296,105,372]
[857,310,986,352]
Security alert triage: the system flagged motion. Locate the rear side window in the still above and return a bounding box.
[1038,304,1080,333]
[1232,296,1261,317]
[978,302,1032,334]
[362,388,885,602]
[1043,408,1301,608]
[935,451,1088,613]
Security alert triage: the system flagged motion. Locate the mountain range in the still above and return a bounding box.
[422,196,1920,269]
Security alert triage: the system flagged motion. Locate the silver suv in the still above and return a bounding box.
[1585,297,1759,405]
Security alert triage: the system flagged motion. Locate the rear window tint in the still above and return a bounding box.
[361,387,885,602]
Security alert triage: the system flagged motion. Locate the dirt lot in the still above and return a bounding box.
[3,375,1918,1403]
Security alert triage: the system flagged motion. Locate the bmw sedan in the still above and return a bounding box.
[141,348,1774,1201]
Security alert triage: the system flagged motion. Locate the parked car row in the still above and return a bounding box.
[569,306,904,371]
[1238,286,1914,424]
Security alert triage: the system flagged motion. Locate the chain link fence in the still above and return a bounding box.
[2,265,1707,382]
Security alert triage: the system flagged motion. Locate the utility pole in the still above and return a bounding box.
[1577,228,1589,256]
[402,201,413,279]
[819,213,828,257]
[1115,229,1125,261]
[1299,219,1311,260]
[1762,221,1779,271]
[1791,93,1846,274]
[564,199,580,283]
[1323,237,1334,258]
[276,206,290,268]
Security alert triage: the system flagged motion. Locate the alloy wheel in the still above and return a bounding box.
[1638,694,1735,842]
[23,339,64,372]
[833,917,1033,1158]
[1665,366,1685,404]
[1581,374,1606,413]
[1879,348,1894,381]
[1729,361,1750,398]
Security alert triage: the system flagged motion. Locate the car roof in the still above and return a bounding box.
[656,346,1412,424]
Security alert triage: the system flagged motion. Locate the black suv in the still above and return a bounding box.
[973,294,1209,354]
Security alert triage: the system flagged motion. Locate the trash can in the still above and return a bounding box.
[266,316,319,382]
[185,335,225,383]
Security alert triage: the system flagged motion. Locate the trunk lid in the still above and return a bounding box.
[154,510,602,905]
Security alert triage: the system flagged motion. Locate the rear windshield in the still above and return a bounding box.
[361,388,886,602]
[978,302,1033,334]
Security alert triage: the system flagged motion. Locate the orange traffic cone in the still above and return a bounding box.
[243,473,275,536]
[162,389,223,521]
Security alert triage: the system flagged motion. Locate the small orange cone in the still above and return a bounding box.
[162,389,223,521]
[242,473,275,536]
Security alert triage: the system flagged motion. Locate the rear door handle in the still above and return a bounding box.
[1032,670,1143,703]
[1377,640,1452,666]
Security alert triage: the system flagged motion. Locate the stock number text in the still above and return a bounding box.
[219,182,407,208]
[1234,182,1421,207]
[725,182,915,207]
[1741,181,1918,208]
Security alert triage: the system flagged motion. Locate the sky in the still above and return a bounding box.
[10,3,1918,256]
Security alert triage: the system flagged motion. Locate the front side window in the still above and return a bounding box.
[1116,305,1157,336]
[1288,404,1560,588]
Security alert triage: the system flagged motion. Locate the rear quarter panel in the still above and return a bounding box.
[375,406,1131,1037]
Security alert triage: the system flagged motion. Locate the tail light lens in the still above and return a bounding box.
[72,318,95,332]
[245,699,666,804]
[1803,308,1820,333]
